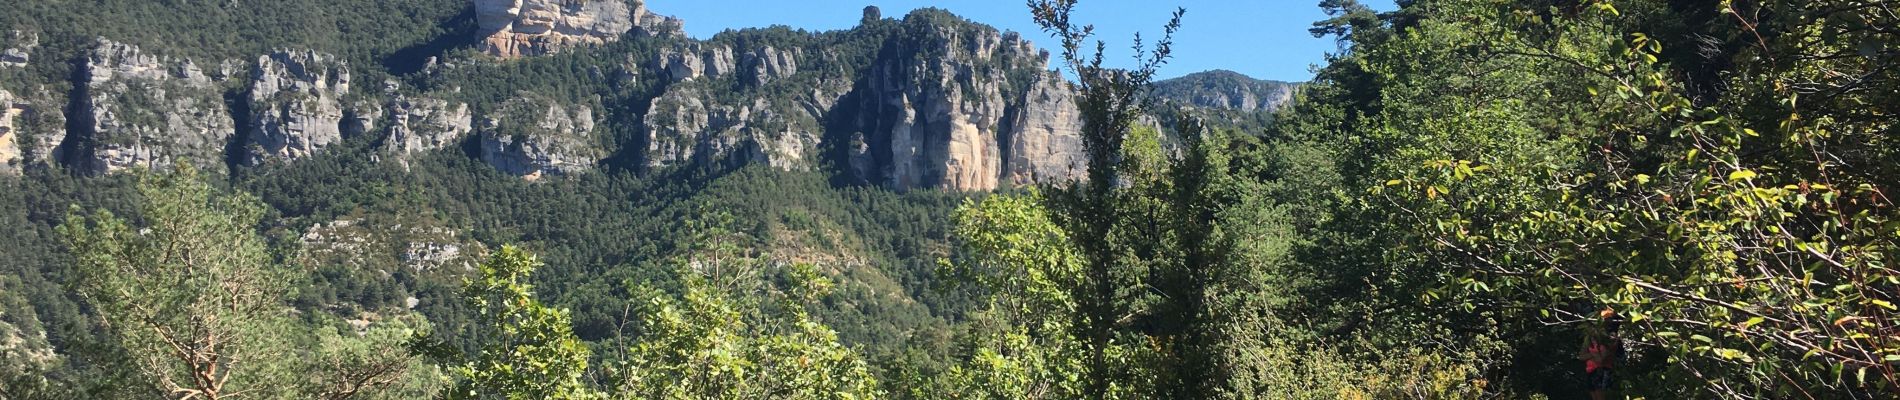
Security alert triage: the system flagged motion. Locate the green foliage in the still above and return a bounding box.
[1026,2,1187,396]
[0,274,61,399]
[424,246,601,400]
[306,314,446,400]
[611,265,881,399]
[605,212,882,399]
[57,166,433,399]
[926,192,1126,400]
[1288,0,1900,397]
[59,166,297,399]
[9,0,1896,398]
[0,0,469,89]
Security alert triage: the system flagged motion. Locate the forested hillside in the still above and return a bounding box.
[2,0,1897,399]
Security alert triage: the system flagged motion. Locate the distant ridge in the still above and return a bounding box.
[1153,69,1301,112]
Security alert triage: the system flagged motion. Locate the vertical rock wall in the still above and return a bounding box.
[473,0,680,58]
[478,96,603,180]
[246,50,357,165]
[71,39,235,175]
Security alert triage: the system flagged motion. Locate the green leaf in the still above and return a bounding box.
[1742,317,1764,328]
[1872,299,1896,310]
[1728,170,1758,181]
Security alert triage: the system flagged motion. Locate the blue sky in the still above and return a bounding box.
[652,0,1398,83]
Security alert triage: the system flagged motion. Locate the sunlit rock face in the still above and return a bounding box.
[477,96,603,180]
[845,12,1082,191]
[0,90,20,174]
[71,39,235,175]
[246,49,363,166]
[0,87,64,175]
[636,8,1085,192]
[472,0,681,58]
[382,96,475,168]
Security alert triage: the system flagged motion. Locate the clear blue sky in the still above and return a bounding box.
[651,0,1398,83]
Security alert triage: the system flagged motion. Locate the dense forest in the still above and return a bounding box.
[2,0,1898,399]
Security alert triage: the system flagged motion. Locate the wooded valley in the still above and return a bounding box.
[1,0,1895,399]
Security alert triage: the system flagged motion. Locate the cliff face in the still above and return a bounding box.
[642,83,840,171]
[71,39,235,175]
[478,96,603,180]
[382,96,473,166]
[0,90,19,174]
[246,49,361,165]
[473,0,679,58]
[0,87,63,175]
[10,4,1099,190]
[638,9,1083,191]
[1004,74,1085,186]
[1,30,33,68]
[844,12,1082,191]
[651,42,735,83]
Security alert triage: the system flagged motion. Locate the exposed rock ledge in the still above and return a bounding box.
[473,0,682,59]
[246,49,365,165]
[477,96,603,180]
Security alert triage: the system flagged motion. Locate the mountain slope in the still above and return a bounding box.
[1153,69,1299,112]
[0,0,1093,390]
[1,1,1089,193]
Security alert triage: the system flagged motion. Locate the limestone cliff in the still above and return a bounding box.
[70,39,235,175]
[0,90,19,174]
[1004,73,1085,186]
[473,0,680,58]
[642,82,840,171]
[0,88,65,174]
[1,30,34,69]
[382,96,474,165]
[637,10,1083,191]
[478,96,603,180]
[16,6,1095,190]
[651,43,735,83]
[845,11,1083,191]
[246,49,360,165]
[741,45,798,87]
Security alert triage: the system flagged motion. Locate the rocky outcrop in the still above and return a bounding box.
[1,31,34,68]
[474,0,681,58]
[1004,73,1084,186]
[635,10,1083,191]
[741,46,798,87]
[301,217,487,273]
[0,88,65,174]
[1151,69,1298,112]
[478,97,602,180]
[246,49,358,165]
[71,39,234,175]
[633,7,686,39]
[642,78,840,170]
[382,96,473,164]
[653,43,735,83]
[845,13,1083,191]
[0,90,20,174]
[642,87,711,166]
